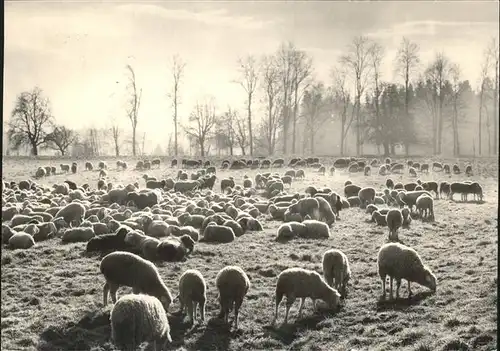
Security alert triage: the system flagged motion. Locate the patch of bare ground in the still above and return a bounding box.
[1,157,497,351]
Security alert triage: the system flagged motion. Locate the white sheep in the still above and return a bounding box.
[176,269,207,324]
[322,249,351,298]
[110,293,172,351]
[8,232,35,249]
[61,227,95,243]
[416,194,434,219]
[272,267,341,325]
[386,209,403,242]
[302,219,330,239]
[276,222,307,241]
[100,251,173,311]
[201,224,235,243]
[358,187,376,208]
[215,265,250,329]
[54,202,86,226]
[377,242,437,299]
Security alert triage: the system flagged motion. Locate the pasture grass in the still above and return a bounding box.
[1,157,498,351]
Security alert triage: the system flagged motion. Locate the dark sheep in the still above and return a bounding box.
[146,180,166,190]
[126,191,160,210]
[64,180,78,190]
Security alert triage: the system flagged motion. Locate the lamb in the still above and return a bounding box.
[358,187,376,208]
[61,226,96,243]
[377,242,437,299]
[8,232,36,249]
[100,251,173,311]
[110,293,172,351]
[201,224,236,243]
[322,249,351,298]
[416,194,434,220]
[386,209,403,242]
[215,265,251,329]
[54,202,86,226]
[379,165,388,176]
[176,269,207,324]
[272,267,341,325]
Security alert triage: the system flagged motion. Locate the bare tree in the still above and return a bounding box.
[394,37,420,155]
[486,37,499,155]
[125,64,142,156]
[45,125,78,156]
[7,87,53,156]
[301,82,329,154]
[478,51,491,155]
[215,107,237,156]
[290,49,313,154]
[260,55,282,155]
[184,98,218,156]
[235,55,258,156]
[449,64,465,156]
[168,55,186,157]
[340,36,373,155]
[369,41,385,155]
[330,67,353,155]
[424,53,452,154]
[234,112,249,155]
[276,42,295,154]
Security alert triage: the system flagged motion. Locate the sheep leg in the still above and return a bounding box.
[297,298,306,318]
[200,301,206,322]
[102,283,109,305]
[396,279,401,299]
[109,283,119,303]
[272,295,282,325]
[193,301,198,321]
[186,300,194,324]
[234,297,243,330]
[284,297,295,324]
[381,276,386,299]
[407,281,413,298]
[389,277,393,299]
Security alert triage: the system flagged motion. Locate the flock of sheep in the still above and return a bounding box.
[2,155,485,350]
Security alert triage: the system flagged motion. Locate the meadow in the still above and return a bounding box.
[1,156,497,351]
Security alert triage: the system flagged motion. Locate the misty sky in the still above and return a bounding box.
[4,1,499,151]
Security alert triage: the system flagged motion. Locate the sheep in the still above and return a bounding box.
[287,197,320,220]
[443,164,451,174]
[174,180,200,193]
[98,161,108,170]
[54,202,86,226]
[85,162,94,171]
[60,164,70,172]
[110,293,172,351]
[322,249,351,298]
[86,229,137,255]
[465,165,473,177]
[391,163,404,174]
[416,194,434,220]
[275,222,307,241]
[201,224,236,243]
[156,235,194,262]
[358,187,376,208]
[142,216,169,238]
[401,207,412,227]
[127,191,160,210]
[100,251,173,311]
[398,190,433,212]
[347,196,361,207]
[366,204,379,215]
[302,219,330,239]
[314,196,336,226]
[272,267,341,325]
[378,242,437,299]
[35,167,46,178]
[379,165,388,176]
[61,227,96,243]
[221,178,235,192]
[215,266,250,329]
[420,163,429,173]
[71,162,77,174]
[421,181,439,199]
[470,182,483,202]
[176,269,206,324]
[363,165,371,176]
[450,182,471,201]
[295,169,305,178]
[372,211,387,226]
[344,184,361,198]
[386,209,403,242]
[409,167,417,177]
[8,232,36,249]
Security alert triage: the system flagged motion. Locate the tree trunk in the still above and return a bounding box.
[229,143,233,156]
[478,89,483,156]
[340,122,345,156]
[115,143,120,157]
[292,88,299,154]
[383,142,389,156]
[494,64,499,155]
[241,146,246,155]
[247,96,253,156]
[310,128,314,155]
[355,97,361,156]
[60,149,66,156]
[200,140,205,157]
[390,144,396,156]
[132,126,137,156]
[282,105,288,154]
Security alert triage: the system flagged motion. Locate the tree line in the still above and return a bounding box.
[6,35,499,158]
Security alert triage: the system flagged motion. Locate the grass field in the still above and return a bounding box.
[1,157,498,351]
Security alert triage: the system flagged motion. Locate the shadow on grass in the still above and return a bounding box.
[37,308,112,351]
[262,310,339,345]
[376,291,434,312]
[192,317,232,351]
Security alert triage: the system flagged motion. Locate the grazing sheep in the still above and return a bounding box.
[54,202,86,226]
[470,182,483,202]
[398,190,433,212]
[421,181,439,199]
[61,227,96,243]
[295,169,305,178]
[8,232,36,249]
[215,266,251,329]
[372,211,387,226]
[272,267,341,325]
[443,164,451,174]
[201,224,236,243]
[287,198,320,220]
[110,293,172,351]
[378,242,437,299]
[315,197,336,226]
[71,162,77,174]
[100,251,173,311]
[465,165,473,176]
[358,187,375,208]
[86,229,137,255]
[127,191,160,210]
[98,161,108,170]
[60,164,70,172]
[452,164,460,174]
[401,207,412,227]
[344,184,362,198]
[391,163,404,174]
[386,209,403,242]
[302,219,330,239]
[420,163,429,173]
[450,182,471,201]
[156,235,194,262]
[378,165,388,176]
[85,162,94,171]
[35,167,46,178]
[322,249,351,298]
[409,167,417,177]
[176,269,207,324]
[416,194,434,219]
[363,165,371,176]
